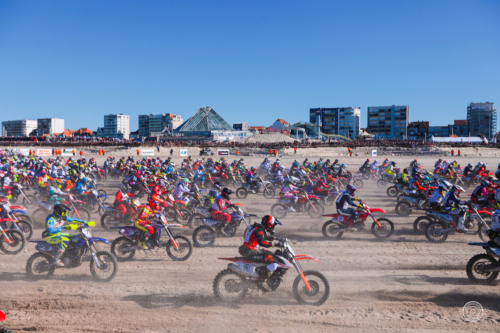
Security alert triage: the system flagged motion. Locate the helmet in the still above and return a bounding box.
[41,170,46,176]
[346,184,358,196]
[278,166,284,171]
[221,187,234,200]
[181,178,190,186]
[483,163,487,168]
[403,168,408,174]
[374,160,378,163]
[261,215,283,235]
[451,185,464,197]
[250,167,256,172]
[53,204,71,221]
[170,162,175,167]
[158,179,166,190]
[438,182,448,191]
[213,181,223,191]
[391,161,396,166]
[366,159,370,162]
[341,164,346,168]
[121,183,130,192]
[334,159,339,163]
[468,163,472,168]
[481,179,491,188]
[198,165,204,171]
[148,198,161,210]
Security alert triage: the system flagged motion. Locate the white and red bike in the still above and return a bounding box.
[213,239,330,306]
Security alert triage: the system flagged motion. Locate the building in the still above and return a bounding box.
[271,119,290,130]
[448,120,469,137]
[467,102,497,138]
[428,126,449,138]
[367,105,409,139]
[37,118,65,136]
[310,107,361,139]
[1,119,37,137]
[407,121,429,140]
[233,122,249,131]
[103,114,130,139]
[138,113,183,137]
[173,106,252,140]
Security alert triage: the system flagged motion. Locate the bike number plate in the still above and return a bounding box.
[204,219,218,226]
[36,243,53,252]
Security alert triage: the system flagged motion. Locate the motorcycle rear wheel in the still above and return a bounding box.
[386,186,399,197]
[321,221,344,239]
[395,201,412,217]
[235,187,248,199]
[110,236,136,262]
[192,226,217,247]
[413,216,433,233]
[26,252,55,280]
[213,269,248,303]
[270,203,288,219]
[0,230,25,255]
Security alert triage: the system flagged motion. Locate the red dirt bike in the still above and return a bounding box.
[0,217,26,255]
[270,189,324,218]
[321,199,394,239]
[213,239,330,305]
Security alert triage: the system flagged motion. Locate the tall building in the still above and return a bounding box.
[37,118,65,136]
[467,102,497,138]
[309,107,361,138]
[103,114,130,139]
[1,119,37,137]
[138,114,183,137]
[367,105,409,139]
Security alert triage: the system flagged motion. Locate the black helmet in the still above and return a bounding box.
[391,161,396,166]
[53,204,71,221]
[213,181,223,191]
[261,215,282,235]
[221,187,234,200]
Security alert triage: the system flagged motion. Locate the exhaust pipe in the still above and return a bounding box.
[228,263,259,278]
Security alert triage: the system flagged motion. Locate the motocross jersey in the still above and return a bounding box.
[335,191,357,210]
[211,195,230,211]
[429,189,446,204]
[491,210,500,231]
[173,183,192,197]
[243,224,274,250]
[443,192,465,208]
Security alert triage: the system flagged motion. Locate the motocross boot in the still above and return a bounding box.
[256,269,272,292]
[457,216,468,232]
[54,249,65,267]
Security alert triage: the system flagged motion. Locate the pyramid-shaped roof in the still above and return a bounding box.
[176,106,234,132]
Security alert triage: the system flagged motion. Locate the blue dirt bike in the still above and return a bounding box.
[26,221,118,282]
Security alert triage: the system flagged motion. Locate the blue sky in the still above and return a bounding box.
[0,0,499,131]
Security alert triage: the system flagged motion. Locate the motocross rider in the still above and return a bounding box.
[443,185,468,231]
[43,204,87,267]
[211,187,234,224]
[335,184,361,222]
[239,215,285,292]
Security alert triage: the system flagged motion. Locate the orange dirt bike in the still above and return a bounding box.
[213,239,330,305]
[321,199,394,239]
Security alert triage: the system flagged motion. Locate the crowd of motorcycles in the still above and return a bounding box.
[2,152,500,323]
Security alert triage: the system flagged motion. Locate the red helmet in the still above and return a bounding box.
[366,159,370,162]
[261,215,282,235]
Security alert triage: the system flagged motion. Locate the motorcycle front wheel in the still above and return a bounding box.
[235,187,248,199]
[89,251,118,282]
[166,235,193,261]
[292,270,330,306]
[371,218,394,239]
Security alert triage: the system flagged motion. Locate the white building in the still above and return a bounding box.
[37,118,65,136]
[1,119,38,137]
[271,119,290,130]
[310,107,361,138]
[103,114,130,139]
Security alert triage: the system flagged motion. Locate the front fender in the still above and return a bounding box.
[369,208,387,214]
[88,237,110,245]
[10,210,28,215]
[294,255,321,263]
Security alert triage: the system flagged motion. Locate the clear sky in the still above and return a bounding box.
[0,0,499,131]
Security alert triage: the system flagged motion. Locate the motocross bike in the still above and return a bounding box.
[394,190,434,217]
[192,204,256,247]
[100,199,144,229]
[26,221,118,282]
[110,214,192,261]
[424,204,491,243]
[350,174,364,189]
[235,176,275,199]
[466,242,500,284]
[8,183,37,207]
[322,199,394,239]
[213,239,330,306]
[0,200,33,240]
[90,167,107,182]
[0,217,25,254]
[77,188,111,217]
[270,190,324,219]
